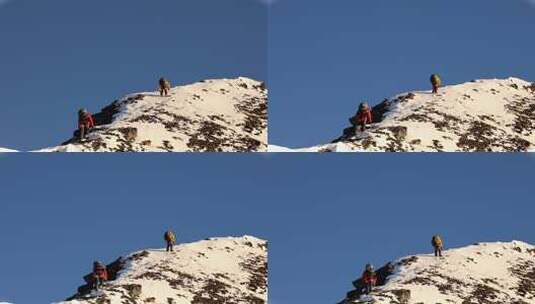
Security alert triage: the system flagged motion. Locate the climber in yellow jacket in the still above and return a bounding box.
[431,235,444,257]
[430,74,442,94]
[159,77,172,97]
[164,230,176,252]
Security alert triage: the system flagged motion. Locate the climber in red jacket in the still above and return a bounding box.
[92,261,108,290]
[350,102,373,132]
[361,263,377,294]
[78,108,95,141]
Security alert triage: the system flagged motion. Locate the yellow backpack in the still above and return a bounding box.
[165,231,176,243]
[430,74,442,86]
[432,235,443,247]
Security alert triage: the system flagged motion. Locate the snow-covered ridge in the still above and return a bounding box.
[0,148,17,152]
[274,77,535,152]
[340,241,535,304]
[38,77,267,152]
[268,144,352,153]
[59,236,267,304]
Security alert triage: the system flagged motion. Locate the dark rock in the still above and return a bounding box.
[387,126,408,141]
[345,262,396,301]
[372,99,393,123]
[456,121,497,151]
[391,289,411,304]
[253,82,267,91]
[67,257,126,300]
[334,97,393,142]
[123,284,142,298]
[92,101,121,126]
[117,127,137,142]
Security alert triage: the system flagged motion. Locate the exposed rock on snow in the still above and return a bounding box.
[59,236,267,304]
[279,78,535,152]
[340,241,535,304]
[38,77,267,152]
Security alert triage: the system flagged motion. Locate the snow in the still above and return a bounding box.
[341,240,535,304]
[268,143,352,152]
[268,145,302,152]
[58,235,267,304]
[282,77,535,152]
[37,77,267,152]
[0,148,17,152]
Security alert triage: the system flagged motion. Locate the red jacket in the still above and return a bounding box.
[79,113,95,129]
[93,265,108,281]
[357,109,373,124]
[362,270,377,285]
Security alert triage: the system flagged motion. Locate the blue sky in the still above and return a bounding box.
[0,0,267,151]
[269,0,535,148]
[1,154,535,304]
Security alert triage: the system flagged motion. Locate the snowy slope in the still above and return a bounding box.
[268,144,352,153]
[275,78,535,152]
[340,241,535,304]
[267,145,300,152]
[38,77,267,152]
[0,148,17,152]
[59,236,267,304]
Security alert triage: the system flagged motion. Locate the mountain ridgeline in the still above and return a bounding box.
[339,241,535,304]
[270,78,535,152]
[59,236,268,304]
[40,77,268,152]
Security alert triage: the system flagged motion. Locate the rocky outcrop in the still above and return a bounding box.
[342,262,396,303]
[67,258,127,300]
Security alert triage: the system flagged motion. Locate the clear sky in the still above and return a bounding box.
[269,0,535,148]
[0,0,267,151]
[1,154,535,304]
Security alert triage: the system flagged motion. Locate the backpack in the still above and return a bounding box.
[432,235,443,247]
[165,231,176,242]
[430,74,441,85]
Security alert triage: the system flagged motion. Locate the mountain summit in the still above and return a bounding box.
[271,78,535,152]
[40,77,267,152]
[59,236,267,304]
[340,241,535,304]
